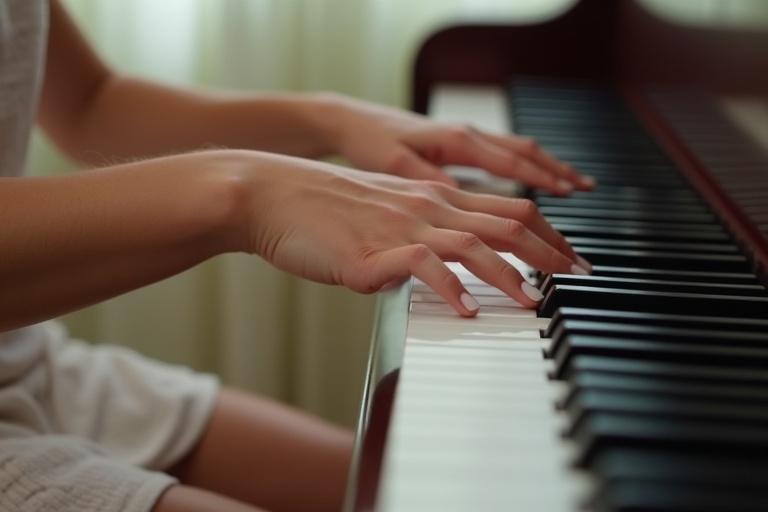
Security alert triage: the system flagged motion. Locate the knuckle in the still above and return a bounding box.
[384,148,413,175]
[440,270,462,290]
[378,204,411,225]
[456,232,483,251]
[408,244,432,265]
[500,263,522,284]
[505,219,526,239]
[405,193,438,214]
[547,248,563,272]
[447,124,473,145]
[514,198,539,222]
[426,181,451,197]
[517,137,539,156]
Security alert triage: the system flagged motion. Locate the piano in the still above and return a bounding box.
[344,1,768,510]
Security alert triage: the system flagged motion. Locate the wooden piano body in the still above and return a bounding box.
[345,1,768,511]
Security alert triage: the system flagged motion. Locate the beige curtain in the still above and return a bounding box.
[28,0,765,426]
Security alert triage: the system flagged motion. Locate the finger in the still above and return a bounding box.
[419,228,543,308]
[479,131,596,191]
[442,132,575,195]
[367,244,479,317]
[434,189,579,263]
[385,147,458,187]
[433,210,583,275]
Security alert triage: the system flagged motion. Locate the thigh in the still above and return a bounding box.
[154,485,266,512]
[170,388,353,512]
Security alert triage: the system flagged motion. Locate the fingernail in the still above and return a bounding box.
[520,281,544,302]
[576,255,593,273]
[571,263,589,276]
[581,176,596,188]
[556,179,573,194]
[460,291,480,312]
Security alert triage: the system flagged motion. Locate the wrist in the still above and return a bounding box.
[191,150,259,256]
[304,92,353,156]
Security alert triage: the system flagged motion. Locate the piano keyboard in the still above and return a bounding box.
[368,80,768,512]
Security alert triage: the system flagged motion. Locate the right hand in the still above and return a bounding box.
[232,151,589,316]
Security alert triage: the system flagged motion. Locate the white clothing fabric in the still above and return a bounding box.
[0,436,175,512]
[0,323,219,512]
[0,0,46,178]
[0,1,221,510]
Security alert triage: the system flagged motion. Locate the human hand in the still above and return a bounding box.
[234,151,590,316]
[330,97,595,194]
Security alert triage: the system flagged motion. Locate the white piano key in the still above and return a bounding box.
[412,281,518,298]
[411,291,523,308]
[410,301,536,318]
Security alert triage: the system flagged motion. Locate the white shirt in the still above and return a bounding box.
[0,0,47,178]
[0,0,49,381]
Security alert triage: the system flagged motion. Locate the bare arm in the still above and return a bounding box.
[39,0,339,164]
[0,152,242,331]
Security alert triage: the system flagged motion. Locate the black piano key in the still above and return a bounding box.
[589,479,768,512]
[537,196,709,213]
[564,172,685,187]
[559,372,768,409]
[528,129,661,145]
[543,216,724,233]
[540,149,672,165]
[570,247,750,272]
[539,185,702,203]
[513,118,644,133]
[570,163,678,175]
[546,320,768,361]
[590,448,768,489]
[564,237,738,254]
[538,143,665,159]
[588,265,758,284]
[509,98,628,112]
[560,355,768,387]
[538,285,768,319]
[543,308,768,338]
[514,117,645,132]
[563,389,768,437]
[540,206,713,224]
[550,335,768,380]
[571,412,768,468]
[552,223,731,243]
[539,274,765,299]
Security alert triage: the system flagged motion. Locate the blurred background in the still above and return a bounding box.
[29,0,768,427]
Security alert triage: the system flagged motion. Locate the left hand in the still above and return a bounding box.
[332,97,595,194]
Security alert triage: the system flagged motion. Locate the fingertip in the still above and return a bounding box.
[459,291,480,317]
[519,281,544,308]
[576,254,593,273]
[578,175,597,190]
[555,179,574,195]
[570,263,590,276]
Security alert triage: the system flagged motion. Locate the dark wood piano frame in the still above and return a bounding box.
[344,1,768,510]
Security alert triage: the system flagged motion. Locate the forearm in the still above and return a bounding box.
[0,151,244,331]
[48,75,343,165]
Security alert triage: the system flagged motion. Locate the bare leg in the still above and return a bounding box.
[170,388,353,512]
[154,485,267,512]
